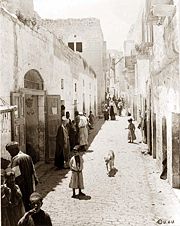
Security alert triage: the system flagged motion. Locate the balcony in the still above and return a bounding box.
[125,56,136,71]
[135,42,153,57]
[146,0,175,25]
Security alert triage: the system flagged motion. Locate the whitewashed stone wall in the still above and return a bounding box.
[0,8,97,158]
[40,18,106,113]
[2,0,34,17]
[151,1,180,187]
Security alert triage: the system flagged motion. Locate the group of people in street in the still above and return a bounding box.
[103,96,126,121]
[54,110,95,170]
[1,141,52,226]
[54,109,95,198]
[1,104,148,225]
[1,109,95,225]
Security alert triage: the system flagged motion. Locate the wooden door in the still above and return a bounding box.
[11,92,26,152]
[153,113,156,159]
[25,94,39,162]
[162,116,167,161]
[172,113,180,188]
[45,95,61,162]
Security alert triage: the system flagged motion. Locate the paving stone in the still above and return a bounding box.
[36,117,180,226]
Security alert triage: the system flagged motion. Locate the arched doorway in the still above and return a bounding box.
[24,69,43,90]
[24,70,44,163]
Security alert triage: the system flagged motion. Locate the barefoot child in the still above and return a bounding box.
[69,145,85,198]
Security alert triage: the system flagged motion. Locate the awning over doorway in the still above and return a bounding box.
[0,97,17,113]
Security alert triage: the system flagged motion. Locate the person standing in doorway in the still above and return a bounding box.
[5,141,39,211]
[55,116,70,169]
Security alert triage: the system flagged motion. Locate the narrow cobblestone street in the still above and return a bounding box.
[37,117,180,226]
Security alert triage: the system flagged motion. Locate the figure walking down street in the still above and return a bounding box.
[110,105,115,120]
[69,145,85,198]
[117,100,123,116]
[18,192,52,226]
[55,116,70,169]
[5,141,39,211]
[127,118,136,143]
[88,111,95,129]
[78,112,88,152]
[103,104,109,120]
[109,102,116,120]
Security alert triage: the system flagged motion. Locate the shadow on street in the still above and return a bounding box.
[36,118,104,199]
[36,167,70,199]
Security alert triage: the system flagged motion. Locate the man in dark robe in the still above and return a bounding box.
[55,124,65,169]
[110,105,115,120]
[6,141,39,211]
[55,116,70,169]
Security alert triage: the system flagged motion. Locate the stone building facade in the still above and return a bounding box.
[0,2,97,162]
[106,50,126,101]
[148,0,180,188]
[124,0,180,188]
[40,18,106,113]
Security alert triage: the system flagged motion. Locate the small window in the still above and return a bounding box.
[76,42,82,52]
[75,83,77,92]
[68,42,74,51]
[61,79,64,89]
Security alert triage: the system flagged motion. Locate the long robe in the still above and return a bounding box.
[55,125,64,168]
[66,119,76,151]
[88,113,95,127]
[79,116,88,146]
[55,125,70,168]
[63,125,70,163]
[128,123,136,141]
[110,106,115,120]
[10,151,38,211]
[75,115,80,145]
[69,155,84,189]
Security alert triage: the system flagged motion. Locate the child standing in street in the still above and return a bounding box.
[69,145,85,198]
[127,118,136,143]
